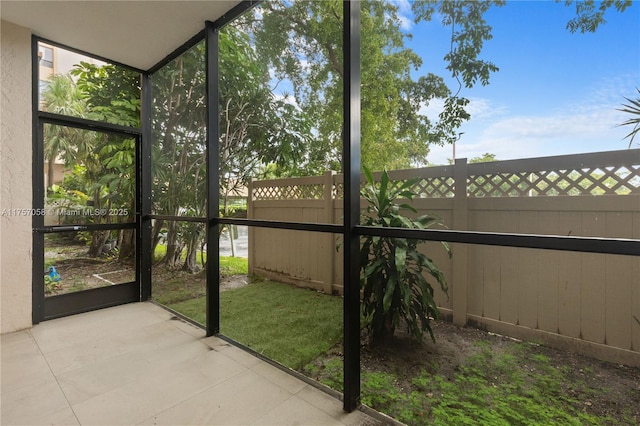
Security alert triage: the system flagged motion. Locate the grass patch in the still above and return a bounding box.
[151,256,247,307]
[304,340,622,425]
[219,256,248,276]
[170,280,343,370]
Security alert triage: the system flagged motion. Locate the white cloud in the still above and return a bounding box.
[465,98,509,121]
[273,93,299,108]
[388,0,413,31]
[425,74,637,165]
[419,97,508,122]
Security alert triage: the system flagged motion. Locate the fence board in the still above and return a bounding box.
[497,212,519,324]
[633,255,640,352]
[537,211,560,334]
[477,212,500,321]
[247,150,640,363]
[605,213,634,350]
[634,213,640,352]
[557,212,582,339]
[580,212,607,344]
[605,254,633,350]
[467,244,484,317]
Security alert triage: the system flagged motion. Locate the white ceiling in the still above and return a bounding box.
[1,0,244,71]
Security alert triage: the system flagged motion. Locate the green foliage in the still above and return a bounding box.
[413,1,504,88]
[557,0,632,33]
[309,343,616,425]
[169,281,343,370]
[360,167,451,342]
[425,346,607,426]
[470,152,498,163]
[219,256,248,276]
[71,62,141,127]
[251,1,481,172]
[617,88,640,148]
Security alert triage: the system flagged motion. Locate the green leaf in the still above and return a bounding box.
[383,275,397,312]
[394,245,407,277]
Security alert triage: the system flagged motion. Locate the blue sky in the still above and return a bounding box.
[394,0,640,165]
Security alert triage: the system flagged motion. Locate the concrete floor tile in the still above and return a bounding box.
[201,335,232,350]
[25,407,81,426]
[252,395,344,426]
[30,303,165,355]
[167,317,206,338]
[0,329,33,346]
[295,385,383,426]
[212,341,262,368]
[57,338,208,405]
[1,334,53,392]
[71,365,216,425]
[138,369,292,426]
[250,361,307,394]
[1,303,383,426]
[1,376,70,425]
[44,318,196,375]
[71,348,246,425]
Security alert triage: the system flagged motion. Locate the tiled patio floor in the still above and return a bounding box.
[1,302,384,425]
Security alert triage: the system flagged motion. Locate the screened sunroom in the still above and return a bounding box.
[1,1,639,424]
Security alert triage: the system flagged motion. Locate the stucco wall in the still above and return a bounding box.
[1,20,33,333]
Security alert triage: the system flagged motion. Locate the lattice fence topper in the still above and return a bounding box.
[408,177,456,198]
[467,165,640,197]
[252,155,640,200]
[332,177,455,199]
[252,183,325,200]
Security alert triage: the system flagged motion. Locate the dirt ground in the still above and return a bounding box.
[306,319,640,424]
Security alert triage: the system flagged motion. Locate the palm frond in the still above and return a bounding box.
[617,88,640,148]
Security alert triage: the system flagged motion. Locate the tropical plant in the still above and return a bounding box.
[360,167,451,343]
[618,88,640,148]
[41,74,91,188]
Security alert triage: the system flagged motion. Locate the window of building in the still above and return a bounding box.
[38,45,53,68]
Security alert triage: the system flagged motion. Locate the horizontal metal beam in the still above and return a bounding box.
[146,214,206,223]
[218,217,342,234]
[35,223,136,233]
[355,226,640,256]
[38,111,142,136]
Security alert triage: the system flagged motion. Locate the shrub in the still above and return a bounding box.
[360,167,451,343]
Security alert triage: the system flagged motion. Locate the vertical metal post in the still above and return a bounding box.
[342,0,361,413]
[139,72,153,301]
[205,21,221,336]
[32,36,44,325]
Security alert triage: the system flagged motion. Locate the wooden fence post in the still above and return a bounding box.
[323,171,336,293]
[452,158,469,326]
[247,178,254,276]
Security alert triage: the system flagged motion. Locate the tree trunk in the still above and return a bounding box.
[119,229,135,262]
[47,157,55,190]
[182,231,199,273]
[164,221,181,269]
[151,219,164,260]
[88,230,109,257]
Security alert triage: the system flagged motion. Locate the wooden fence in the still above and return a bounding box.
[247,149,640,366]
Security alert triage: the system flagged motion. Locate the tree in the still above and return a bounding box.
[470,153,498,163]
[556,0,632,33]
[149,29,312,272]
[71,62,140,259]
[448,152,498,164]
[247,0,506,172]
[41,75,90,188]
